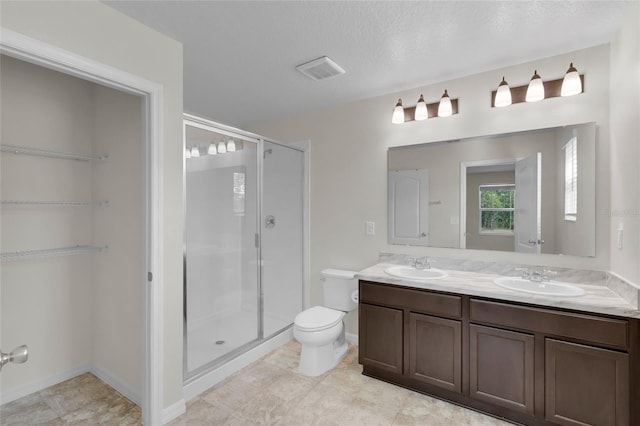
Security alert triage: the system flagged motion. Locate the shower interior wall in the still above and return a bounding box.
[0,56,143,404]
[185,149,259,333]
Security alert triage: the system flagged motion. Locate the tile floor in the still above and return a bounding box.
[0,373,140,425]
[2,340,514,425]
[171,340,513,425]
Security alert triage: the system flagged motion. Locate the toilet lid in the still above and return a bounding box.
[294,306,344,331]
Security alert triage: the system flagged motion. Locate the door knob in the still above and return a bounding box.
[0,345,28,372]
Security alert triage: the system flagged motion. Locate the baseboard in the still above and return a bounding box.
[0,362,91,405]
[91,365,142,406]
[346,332,359,345]
[182,327,293,402]
[161,398,186,424]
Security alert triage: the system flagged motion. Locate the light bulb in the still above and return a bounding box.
[525,70,545,102]
[185,147,191,159]
[207,143,217,155]
[227,139,236,152]
[190,146,200,158]
[494,77,512,107]
[561,63,582,97]
[217,141,227,154]
[437,90,453,117]
[414,95,428,121]
[391,99,405,124]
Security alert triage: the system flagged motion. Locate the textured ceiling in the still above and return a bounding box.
[104,1,628,128]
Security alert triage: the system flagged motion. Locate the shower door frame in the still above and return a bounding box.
[182,114,308,383]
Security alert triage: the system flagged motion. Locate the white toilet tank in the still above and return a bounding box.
[321,269,358,312]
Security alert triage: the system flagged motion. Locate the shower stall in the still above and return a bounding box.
[183,115,304,380]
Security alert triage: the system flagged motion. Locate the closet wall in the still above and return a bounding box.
[0,55,143,403]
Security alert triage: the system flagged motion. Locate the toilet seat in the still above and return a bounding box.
[294,306,344,332]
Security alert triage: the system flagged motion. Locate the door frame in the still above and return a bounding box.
[460,158,519,249]
[1,28,164,425]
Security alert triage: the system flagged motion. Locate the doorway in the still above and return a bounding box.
[0,30,162,424]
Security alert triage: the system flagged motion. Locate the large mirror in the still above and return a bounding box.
[388,122,596,257]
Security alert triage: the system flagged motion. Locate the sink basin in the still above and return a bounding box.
[494,277,586,297]
[384,266,448,280]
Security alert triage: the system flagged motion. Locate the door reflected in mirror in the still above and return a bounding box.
[388,122,596,257]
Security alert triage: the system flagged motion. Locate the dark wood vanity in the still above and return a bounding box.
[358,280,640,426]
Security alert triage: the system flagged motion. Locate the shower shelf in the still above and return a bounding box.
[1,144,108,161]
[1,200,109,207]
[0,245,108,262]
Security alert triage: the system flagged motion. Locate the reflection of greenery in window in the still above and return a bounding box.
[233,172,245,215]
[479,184,515,234]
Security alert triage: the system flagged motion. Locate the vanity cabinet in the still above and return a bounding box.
[544,339,629,426]
[469,324,535,415]
[359,281,463,394]
[408,313,462,393]
[359,280,640,426]
[359,303,403,374]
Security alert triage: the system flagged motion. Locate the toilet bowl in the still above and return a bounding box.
[294,306,347,376]
[293,269,358,376]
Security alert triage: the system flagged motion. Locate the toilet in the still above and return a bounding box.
[293,268,358,377]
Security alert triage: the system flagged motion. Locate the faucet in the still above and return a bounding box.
[517,267,554,282]
[413,256,431,270]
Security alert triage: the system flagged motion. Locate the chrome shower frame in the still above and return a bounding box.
[182,114,306,383]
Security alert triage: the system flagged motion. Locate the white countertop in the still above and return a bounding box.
[357,263,640,319]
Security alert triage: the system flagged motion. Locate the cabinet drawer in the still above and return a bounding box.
[360,281,461,318]
[470,299,629,349]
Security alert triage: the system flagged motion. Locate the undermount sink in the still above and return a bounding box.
[384,266,448,280]
[494,277,586,297]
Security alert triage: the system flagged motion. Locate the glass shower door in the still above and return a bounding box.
[261,140,304,337]
[184,121,260,378]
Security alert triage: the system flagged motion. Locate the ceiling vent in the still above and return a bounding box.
[296,56,345,81]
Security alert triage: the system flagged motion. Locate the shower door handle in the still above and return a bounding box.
[265,215,276,229]
[0,345,28,372]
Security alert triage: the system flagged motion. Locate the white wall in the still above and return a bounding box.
[1,0,184,409]
[1,55,95,395]
[609,2,640,286]
[250,44,612,335]
[91,84,144,400]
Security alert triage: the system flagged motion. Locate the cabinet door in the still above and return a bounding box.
[545,339,629,426]
[359,303,403,374]
[470,324,535,415]
[408,313,461,392]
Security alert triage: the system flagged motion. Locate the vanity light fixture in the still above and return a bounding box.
[491,63,584,107]
[561,63,582,97]
[525,70,545,102]
[217,140,227,154]
[414,95,428,121]
[190,146,200,158]
[227,139,236,152]
[392,93,459,124]
[207,142,217,155]
[494,77,512,107]
[392,99,405,124]
[437,90,453,117]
